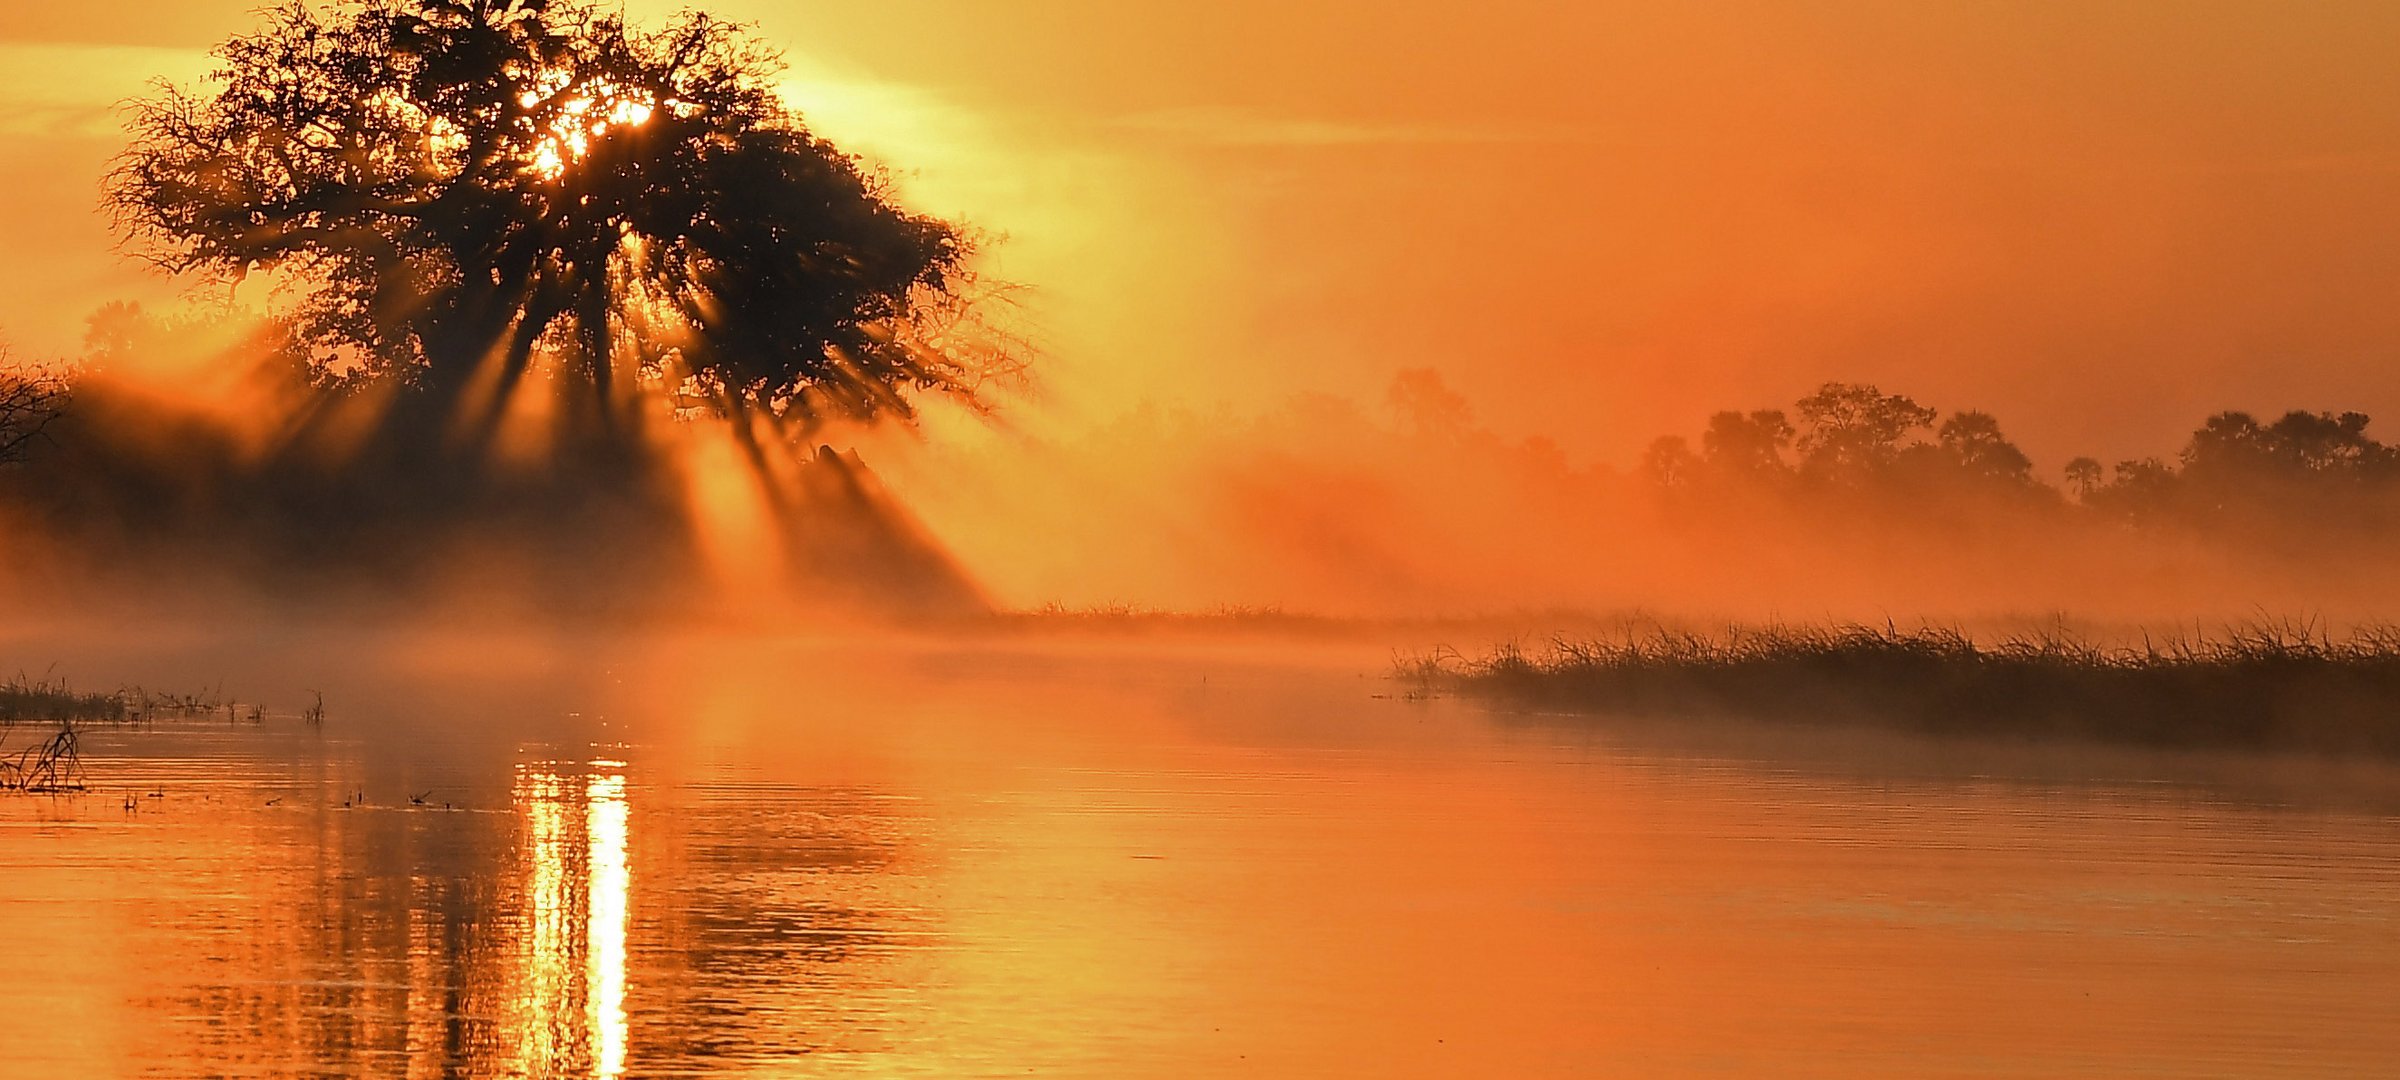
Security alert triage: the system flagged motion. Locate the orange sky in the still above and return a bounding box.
[6,1,2400,468]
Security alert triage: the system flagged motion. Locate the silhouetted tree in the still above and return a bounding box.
[2139,408,2396,520]
[1700,409,1793,475]
[1642,435,1698,488]
[109,0,990,450]
[1793,382,1936,479]
[1935,410,2033,484]
[0,348,66,465]
[2024,404,2400,564]
[1638,378,2400,555]
[2179,411,2271,483]
[2265,410,2390,473]
[2062,456,2102,500]
[1386,368,1474,438]
[2089,456,2178,519]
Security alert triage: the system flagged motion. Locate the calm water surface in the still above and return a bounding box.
[1,628,2396,1077]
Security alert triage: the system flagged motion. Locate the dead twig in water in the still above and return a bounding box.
[0,722,86,792]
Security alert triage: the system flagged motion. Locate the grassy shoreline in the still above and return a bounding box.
[0,674,132,725]
[1405,622,2400,755]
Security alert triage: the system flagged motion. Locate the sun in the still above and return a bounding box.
[522,82,658,181]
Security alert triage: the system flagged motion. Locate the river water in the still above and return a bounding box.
[1,626,2396,1077]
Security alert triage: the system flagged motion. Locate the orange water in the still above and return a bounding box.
[2,631,2396,1077]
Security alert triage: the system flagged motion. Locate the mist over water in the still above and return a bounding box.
[4,626,2398,1077]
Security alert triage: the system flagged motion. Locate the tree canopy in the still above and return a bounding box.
[1700,409,1795,476]
[109,0,986,443]
[1936,410,2033,483]
[1793,383,1938,477]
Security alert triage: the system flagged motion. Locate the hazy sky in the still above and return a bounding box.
[5,1,2400,467]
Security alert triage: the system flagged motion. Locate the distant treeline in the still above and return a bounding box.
[1641,382,2400,532]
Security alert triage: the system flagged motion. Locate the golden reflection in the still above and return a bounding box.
[517,768,570,1076]
[587,768,630,1080]
[512,760,632,1077]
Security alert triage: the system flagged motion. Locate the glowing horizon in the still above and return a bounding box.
[4,1,2394,474]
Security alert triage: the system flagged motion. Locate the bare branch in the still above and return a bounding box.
[0,350,68,466]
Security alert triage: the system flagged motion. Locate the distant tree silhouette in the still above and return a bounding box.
[1935,410,2033,484]
[2181,409,2392,481]
[1700,409,1794,476]
[1649,385,2035,497]
[1793,382,1936,479]
[1638,379,2400,554]
[2180,412,2273,483]
[0,347,66,465]
[1386,368,1475,437]
[2062,456,2102,500]
[2268,410,2392,473]
[108,0,992,450]
[1642,435,1698,488]
[2088,456,2177,519]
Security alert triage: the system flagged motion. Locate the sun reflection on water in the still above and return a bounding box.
[513,760,632,1078]
[586,768,630,1080]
